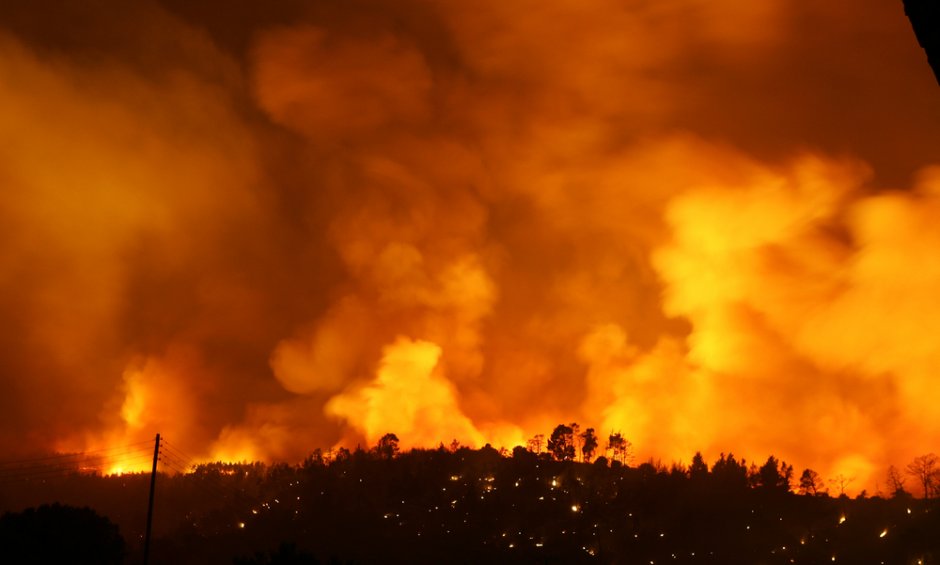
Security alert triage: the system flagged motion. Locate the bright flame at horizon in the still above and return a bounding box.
[0,0,936,497]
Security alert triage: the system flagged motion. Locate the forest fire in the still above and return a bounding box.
[0,0,938,498]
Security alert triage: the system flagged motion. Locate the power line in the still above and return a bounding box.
[0,447,153,469]
[0,440,153,468]
[0,436,264,514]
[159,444,197,472]
[0,450,155,481]
[159,440,203,468]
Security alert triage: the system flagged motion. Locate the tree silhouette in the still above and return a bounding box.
[755,456,792,492]
[373,433,400,459]
[886,465,908,497]
[606,432,631,465]
[569,422,582,460]
[906,453,940,499]
[0,504,124,565]
[547,424,575,461]
[580,428,599,462]
[526,434,544,454]
[828,474,855,498]
[689,452,708,482]
[7,441,940,564]
[798,468,824,496]
[711,453,748,491]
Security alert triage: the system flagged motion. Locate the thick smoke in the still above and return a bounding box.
[0,0,938,491]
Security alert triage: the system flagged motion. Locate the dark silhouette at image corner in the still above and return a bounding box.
[904,0,940,84]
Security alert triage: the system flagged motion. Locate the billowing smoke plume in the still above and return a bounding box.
[1,0,938,491]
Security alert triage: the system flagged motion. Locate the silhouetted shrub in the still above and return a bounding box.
[0,503,124,565]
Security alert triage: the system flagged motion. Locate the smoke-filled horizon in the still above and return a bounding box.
[1,0,939,491]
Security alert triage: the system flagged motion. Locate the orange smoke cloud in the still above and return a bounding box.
[325,337,484,449]
[252,26,433,138]
[57,350,210,474]
[648,152,940,488]
[0,0,939,494]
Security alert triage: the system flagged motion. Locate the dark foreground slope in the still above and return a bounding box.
[3,446,939,564]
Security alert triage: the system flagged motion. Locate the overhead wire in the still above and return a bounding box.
[158,439,261,504]
[0,445,155,482]
[0,440,153,468]
[155,438,260,509]
[159,444,197,473]
[0,436,266,524]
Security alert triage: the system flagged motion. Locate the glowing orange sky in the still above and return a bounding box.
[1,0,939,491]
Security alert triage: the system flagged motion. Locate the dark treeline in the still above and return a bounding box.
[2,433,940,564]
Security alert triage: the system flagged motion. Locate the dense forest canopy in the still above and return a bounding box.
[3,433,939,564]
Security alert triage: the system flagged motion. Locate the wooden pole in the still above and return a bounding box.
[143,433,160,565]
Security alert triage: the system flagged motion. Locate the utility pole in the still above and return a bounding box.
[143,433,160,565]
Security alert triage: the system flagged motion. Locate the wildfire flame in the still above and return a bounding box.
[0,1,937,493]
